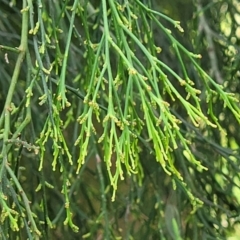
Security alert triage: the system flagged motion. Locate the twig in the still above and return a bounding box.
[0,45,21,53]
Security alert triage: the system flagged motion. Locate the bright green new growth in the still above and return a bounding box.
[0,0,240,239]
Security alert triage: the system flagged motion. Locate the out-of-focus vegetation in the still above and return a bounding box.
[0,0,240,239]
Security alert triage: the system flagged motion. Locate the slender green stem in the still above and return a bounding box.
[0,45,21,53]
[0,0,29,174]
[6,164,41,239]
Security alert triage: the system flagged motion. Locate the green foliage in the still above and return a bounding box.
[0,0,240,239]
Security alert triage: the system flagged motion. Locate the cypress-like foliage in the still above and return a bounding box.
[0,0,239,239]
